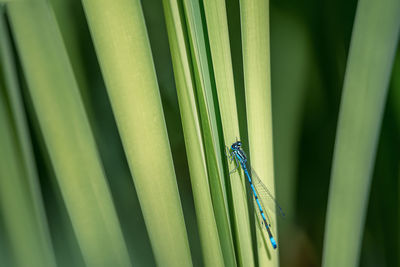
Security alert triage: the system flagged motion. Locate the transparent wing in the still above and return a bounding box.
[250,180,277,247]
[252,194,272,247]
[249,166,286,218]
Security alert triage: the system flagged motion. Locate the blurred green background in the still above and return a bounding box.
[0,0,399,266]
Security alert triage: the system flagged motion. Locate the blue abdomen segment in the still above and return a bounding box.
[243,165,277,249]
[231,147,278,250]
[270,237,277,249]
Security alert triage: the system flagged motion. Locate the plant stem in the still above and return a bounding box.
[7,2,131,266]
[181,0,237,265]
[322,0,400,266]
[81,0,193,266]
[162,1,225,266]
[0,9,57,267]
[203,0,254,265]
[240,0,278,265]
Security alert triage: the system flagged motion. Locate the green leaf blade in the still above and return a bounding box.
[162,1,225,266]
[181,1,237,266]
[322,0,400,266]
[7,2,132,266]
[203,0,254,266]
[239,0,278,265]
[81,0,193,266]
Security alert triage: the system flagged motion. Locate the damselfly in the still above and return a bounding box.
[227,141,285,249]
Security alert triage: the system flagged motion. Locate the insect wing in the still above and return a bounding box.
[252,195,271,247]
[250,167,285,218]
[250,184,278,248]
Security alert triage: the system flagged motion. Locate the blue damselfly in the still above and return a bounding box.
[227,141,285,249]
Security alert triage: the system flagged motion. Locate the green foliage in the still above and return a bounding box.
[202,0,255,266]
[0,12,57,265]
[7,2,131,266]
[81,0,192,266]
[322,0,400,266]
[181,0,237,265]
[0,0,399,266]
[162,0,225,265]
[240,0,277,265]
